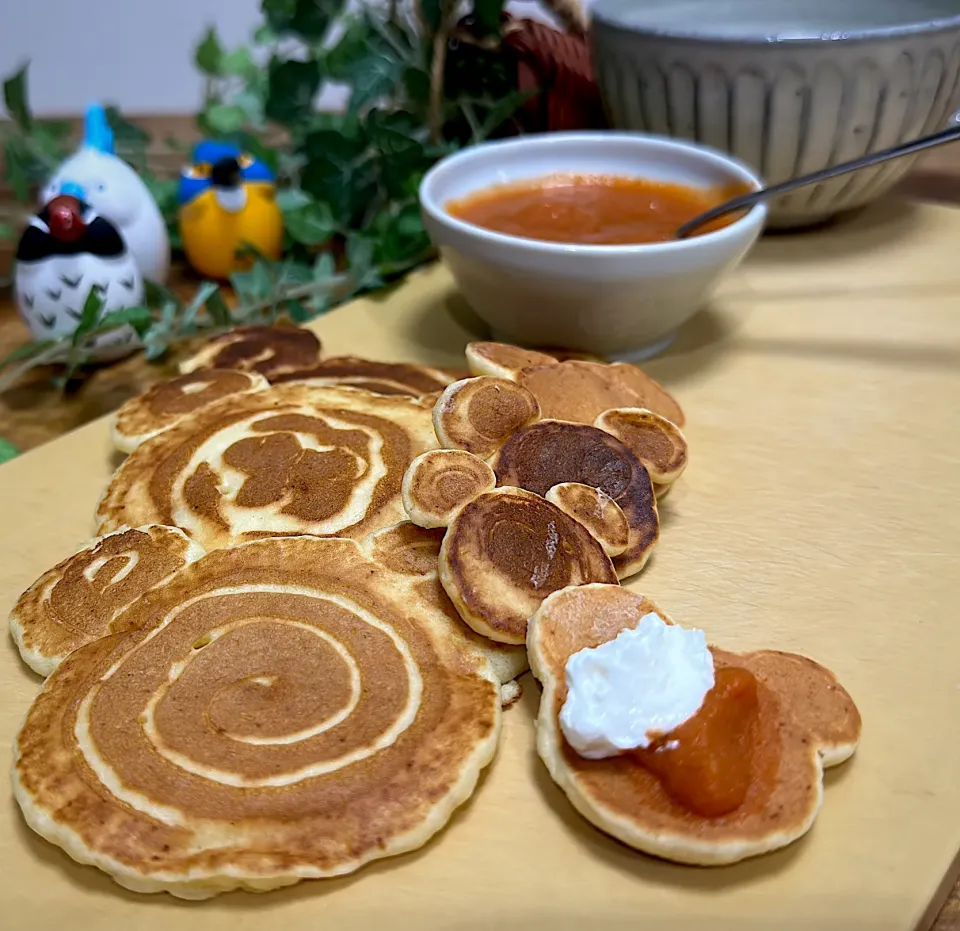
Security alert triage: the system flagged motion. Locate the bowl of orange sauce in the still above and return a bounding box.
[419,132,766,359]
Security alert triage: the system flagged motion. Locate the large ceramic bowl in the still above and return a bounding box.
[591,0,960,227]
[419,132,765,359]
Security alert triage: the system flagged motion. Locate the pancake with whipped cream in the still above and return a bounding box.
[96,384,437,550]
[180,325,322,379]
[433,377,540,460]
[527,584,862,865]
[9,525,204,677]
[13,535,502,898]
[111,370,270,453]
[273,356,456,397]
[493,420,659,578]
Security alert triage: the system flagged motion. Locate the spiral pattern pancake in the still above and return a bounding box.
[402,450,496,529]
[111,370,270,453]
[9,525,205,677]
[439,486,618,645]
[96,385,438,550]
[433,377,541,460]
[274,356,456,398]
[180,325,322,379]
[493,420,659,578]
[13,536,502,899]
[595,408,689,486]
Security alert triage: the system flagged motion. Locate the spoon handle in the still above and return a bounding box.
[676,122,960,239]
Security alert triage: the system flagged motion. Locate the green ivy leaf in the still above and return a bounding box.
[237,131,279,174]
[205,103,247,135]
[283,298,312,323]
[94,305,153,337]
[265,58,321,126]
[180,281,221,328]
[366,108,429,198]
[284,199,335,246]
[205,289,231,326]
[221,47,257,79]
[0,438,20,464]
[230,260,274,304]
[376,201,431,267]
[313,251,336,280]
[264,0,342,41]
[3,64,31,132]
[195,26,224,75]
[71,286,106,346]
[300,128,374,223]
[4,137,31,201]
[253,23,279,44]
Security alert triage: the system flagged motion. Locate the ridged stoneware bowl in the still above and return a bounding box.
[591,0,960,227]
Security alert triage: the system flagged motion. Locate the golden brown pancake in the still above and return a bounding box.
[516,361,644,425]
[272,356,455,397]
[595,408,689,486]
[111,370,270,453]
[402,449,496,529]
[608,362,686,427]
[493,420,659,578]
[361,521,528,687]
[545,483,629,557]
[13,535,503,898]
[433,377,540,460]
[527,585,862,866]
[179,325,322,379]
[9,525,205,677]
[96,384,437,550]
[465,341,558,379]
[439,486,618,645]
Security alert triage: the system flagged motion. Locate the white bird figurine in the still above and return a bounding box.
[14,194,145,360]
[40,103,169,284]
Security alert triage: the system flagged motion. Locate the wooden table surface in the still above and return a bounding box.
[0,155,958,930]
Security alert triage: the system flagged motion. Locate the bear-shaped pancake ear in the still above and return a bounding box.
[545,483,629,558]
[433,376,540,460]
[595,408,689,487]
[402,449,496,529]
[465,342,558,379]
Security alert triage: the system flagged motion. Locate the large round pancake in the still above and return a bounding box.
[96,384,438,550]
[9,525,205,677]
[527,584,862,866]
[439,486,618,645]
[493,420,659,578]
[273,356,455,397]
[13,535,502,899]
[180,325,322,379]
[433,377,540,459]
[111,370,270,453]
[361,522,528,686]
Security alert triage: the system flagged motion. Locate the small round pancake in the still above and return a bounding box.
[96,384,437,551]
[595,408,689,485]
[403,450,496,529]
[465,342,558,379]
[516,361,643,425]
[439,486,618,645]
[272,356,455,397]
[179,325,322,379]
[493,420,659,578]
[527,584,862,866]
[608,362,686,427]
[433,377,541,459]
[13,536,502,899]
[545,483,629,557]
[111,370,270,453]
[9,525,204,677]
[362,521,528,686]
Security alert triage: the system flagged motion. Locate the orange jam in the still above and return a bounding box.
[633,666,760,818]
[445,174,748,245]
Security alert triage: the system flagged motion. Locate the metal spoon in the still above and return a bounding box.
[676,121,960,239]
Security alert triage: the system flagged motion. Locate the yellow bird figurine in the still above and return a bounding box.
[177,141,283,280]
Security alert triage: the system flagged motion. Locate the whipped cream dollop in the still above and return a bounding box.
[559,612,715,759]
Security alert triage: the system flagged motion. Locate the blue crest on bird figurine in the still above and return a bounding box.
[178,141,284,280]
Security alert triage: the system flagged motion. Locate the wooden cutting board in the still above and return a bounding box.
[1,197,958,930]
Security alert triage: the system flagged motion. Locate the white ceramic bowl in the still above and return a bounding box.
[591,0,960,228]
[419,132,766,359]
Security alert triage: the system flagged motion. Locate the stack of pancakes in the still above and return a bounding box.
[8,327,860,899]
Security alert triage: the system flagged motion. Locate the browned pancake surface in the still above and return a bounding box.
[545,483,629,557]
[180,325,322,379]
[433,377,540,459]
[440,487,617,644]
[14,536,501,896]
[608,363,686,427]
[10,526,203,677]
[403,449,496,529]
[528,585,862,864]
[494,420,658,577]
[595,408,688,485]
[517,362,642,424]
[273,356,455,397]
[465,342,558,378]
